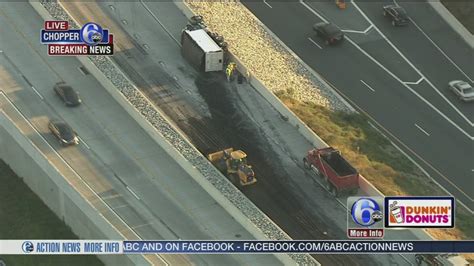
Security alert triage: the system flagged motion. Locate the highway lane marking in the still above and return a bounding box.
[156,0,474,217]
[78,136,90,149]
[403,77,424,85]
[393,0,473,83]
[300,0,329,23]
[308,37,322,49]
[368,120,473,214]
[263,0,273,9]
[341,25,373,34]
[300,0,474,134]
[409,17,473,83]
[1,50,44,100]
[331,90,474,211]
[0,93,165,249]
[321,79,474,204]
[0,8,62,81]
[7,6,170,265]
[360,80,375,92]
[351,1,474,127]
[300,0,473,139]
[414,123,430,136]
[112,204,129,210]
[132,222,154,230]
[139,0,180,46]
[126,186,141,200]
[30,86,44,100]
[101,193,121,200]
[345,36,473,141]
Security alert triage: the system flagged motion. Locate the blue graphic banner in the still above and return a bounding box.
[40,30,110,43]
[123,240,474,254]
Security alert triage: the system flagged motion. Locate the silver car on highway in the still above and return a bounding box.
[448,80,474,102]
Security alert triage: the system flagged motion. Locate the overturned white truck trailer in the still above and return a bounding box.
[181,29,224,72]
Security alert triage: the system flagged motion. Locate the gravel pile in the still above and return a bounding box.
[39,1,316,264]
[186,1,350,112]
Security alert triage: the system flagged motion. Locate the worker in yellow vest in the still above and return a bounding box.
[226,62,236,82]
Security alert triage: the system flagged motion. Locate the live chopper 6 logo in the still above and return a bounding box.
[41,21,114,56]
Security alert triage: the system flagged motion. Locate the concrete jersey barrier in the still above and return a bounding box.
[174,0,441,244]
[0,106,147,266]
[29,1,310,265]
[428,1,474,49]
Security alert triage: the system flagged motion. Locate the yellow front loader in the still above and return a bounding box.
[208,148,257,186]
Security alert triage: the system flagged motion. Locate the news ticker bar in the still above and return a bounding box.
[2,240,473,254]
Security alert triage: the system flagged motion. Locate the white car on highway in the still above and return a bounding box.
[448,80,474,102]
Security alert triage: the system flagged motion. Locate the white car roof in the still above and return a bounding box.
[457,82,472,90]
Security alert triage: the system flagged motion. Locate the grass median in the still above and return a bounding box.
[277,92,474,244]
[0,160,103,266]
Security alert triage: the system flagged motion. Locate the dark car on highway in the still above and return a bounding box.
[383,5,409,26]
[54,82,82,107]
[313,22,344,45]
[48,120,79,146]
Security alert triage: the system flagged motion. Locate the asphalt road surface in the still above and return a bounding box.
[0,3,283,265]
[241,0,474,212]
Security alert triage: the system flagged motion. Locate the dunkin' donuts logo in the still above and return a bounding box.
[385,197,454,228]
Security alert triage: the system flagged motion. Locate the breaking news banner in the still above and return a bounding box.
[40,21,114,56]
[0,240,473,254]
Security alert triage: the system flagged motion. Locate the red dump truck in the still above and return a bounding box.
[303,147,359,196]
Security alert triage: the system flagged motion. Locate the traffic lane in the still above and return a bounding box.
[355,1,474,122]
[98,2,379,265]
[241,1,473,205]
[301,43,474,203]
[397,1,474,79]
[304,0,473,132]
[305,0,370,32]
[0,4,264,265]
[301,40,474,206]
[0,19,187,239]
[243,1,319,35]
[242,0,471,136]
[347,30,423,82]
[304,1,420,82]
[4,89,193,264]
[324,65,474,208]
[404,80,474,136]
[0,56,166,235]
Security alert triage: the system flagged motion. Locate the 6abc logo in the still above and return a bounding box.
[22,241,34,253]
[81,22,103,46]
[347,197,384,238]
[351,198,383,226]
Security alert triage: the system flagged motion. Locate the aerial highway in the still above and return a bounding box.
[56,1,430,264]
[241,0,474,212]
[0,2,283,265]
